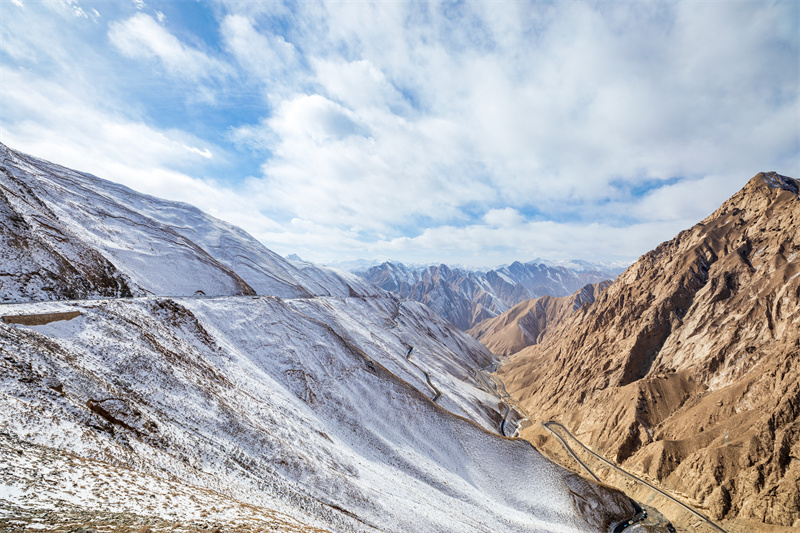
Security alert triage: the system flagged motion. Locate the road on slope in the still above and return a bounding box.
[404,346,442,404]
[485,364,518,438]
[543,421,726,533]
[541,423,652,532]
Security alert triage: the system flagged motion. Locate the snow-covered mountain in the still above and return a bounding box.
[0,144,376,303]
[358,260,624,330]
[0,144,652,532]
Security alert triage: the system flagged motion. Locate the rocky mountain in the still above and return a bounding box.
[498,172,800,528]
[359,260,622,330]
[0,144,651,532]
[468,281,611,356]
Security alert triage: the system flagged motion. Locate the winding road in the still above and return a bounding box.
[544,421,726,533]
[423,371,442,403]
[471,362,522,437]
[404,345,442,403]
[541,422,600,483]
[499,404,513,437]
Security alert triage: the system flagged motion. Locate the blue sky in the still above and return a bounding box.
[1,0,797,267]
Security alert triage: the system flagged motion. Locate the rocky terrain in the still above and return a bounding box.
[498,172,800,528]
[359,261,621,330]
[468,281,610,356]
[0,144,654,532]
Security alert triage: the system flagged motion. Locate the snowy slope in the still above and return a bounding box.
[0,143,374,302]
[0,296,634,532]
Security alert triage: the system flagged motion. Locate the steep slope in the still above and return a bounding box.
[0,145,652,532]
[360,261,621,330]
[0,143,374,302]
[499,172,800,527]
[468,281,610,356]
[0,295,637,532]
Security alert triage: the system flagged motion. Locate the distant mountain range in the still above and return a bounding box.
[468,280,612,356]
[358,260,625,329]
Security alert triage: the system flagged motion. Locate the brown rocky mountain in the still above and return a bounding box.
[468,281,610,356]
[498,172,800,528]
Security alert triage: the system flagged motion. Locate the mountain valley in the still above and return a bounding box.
[3,142,797,533]
[0,144,659,532]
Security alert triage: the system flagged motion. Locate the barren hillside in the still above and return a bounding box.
[499,172,800,527]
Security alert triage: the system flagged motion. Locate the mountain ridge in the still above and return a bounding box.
[468,280,611,356]
[0,142,377,302]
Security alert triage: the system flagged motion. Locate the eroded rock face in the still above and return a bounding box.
[500,172,800,526]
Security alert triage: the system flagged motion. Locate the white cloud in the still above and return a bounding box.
[233,91,495,234]
[0,68,231,212]
[155,11,165,23]
[222,0,796,263]
[371,219,681,267]
[312,58,406,112]
[11,0,24,8]
[59,0,98,20]
[109,13,228,80]
[182,145,213,159]
[220,14,297,82]
[483,208,526,228]
[2,0,797,266]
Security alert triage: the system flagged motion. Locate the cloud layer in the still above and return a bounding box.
[1,0,797,266]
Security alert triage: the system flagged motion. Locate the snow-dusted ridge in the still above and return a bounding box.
[0,144,648,532]
[0,142,375,303]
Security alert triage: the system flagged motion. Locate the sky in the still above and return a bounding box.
[1,0,798,268]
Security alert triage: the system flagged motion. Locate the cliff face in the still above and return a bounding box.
[500,172,800,527]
